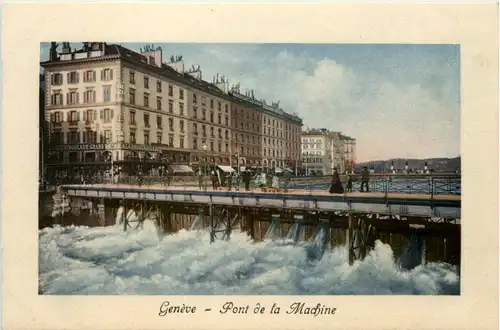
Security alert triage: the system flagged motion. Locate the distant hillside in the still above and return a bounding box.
[356,157,461,173]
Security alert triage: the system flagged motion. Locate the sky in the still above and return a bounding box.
[40,42,460,162]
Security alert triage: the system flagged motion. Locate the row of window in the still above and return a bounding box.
[128,89,186,115]
[50,109,114,123]
[192,138,230,153]
[302,158,326,164]
[129,70,230,113]
[50,86,112,106]
[51,130,112,144]
[193,93,229,112]
[263,126,300,141]
[303,143,324,149]
[233,108,261,122]
[232,118,260,133]
[51,69,113,85]
[263,117,300,133]
[233,133,261,145]
[129,110,185,132]
[129,130,185,148]
[192,123,230,140]
[192,107,229,126]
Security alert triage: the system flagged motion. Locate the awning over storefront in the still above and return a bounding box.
[168,165,194,173]
[218,165,235,173]
[284,168,294,173]
[275,167,283,173]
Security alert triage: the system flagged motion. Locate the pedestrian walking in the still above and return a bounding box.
[329,168,344,194]
[360,166,370,192]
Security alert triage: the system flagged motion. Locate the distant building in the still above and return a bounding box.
[301,128,333,175]
[301,128,356,175]
[340,134,356,172]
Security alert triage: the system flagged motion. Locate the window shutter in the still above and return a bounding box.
[51,94,54,105]
[83,111,86,121]
[101,70,104,80]
[76,93,79,104]
[76,72,80,83]
[82,132,86,143]
[66,93,69,105]
[50,113,55,122]
[100,109,104,119]
[67,72,70,83]
[66,112,69,122]
[110,109,114,118]
[77,111,80,121]
[93,110,97,120]
[93,91,96,103]
[110,69,113,80]
[93,71,96,82]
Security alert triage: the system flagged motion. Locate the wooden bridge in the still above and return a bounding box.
[57,182,461,267]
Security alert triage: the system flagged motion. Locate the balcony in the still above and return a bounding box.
[194,131,199,136]
[129,121,137,126]
[68,121,78,127]
[145,123,151,128]
[157,125,163,130]
[52,122,62,128]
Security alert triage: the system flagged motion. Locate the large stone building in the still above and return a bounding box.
[41,42,233,178]
[41,42,302,179]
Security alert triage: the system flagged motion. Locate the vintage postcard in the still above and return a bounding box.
[2,2,499,330]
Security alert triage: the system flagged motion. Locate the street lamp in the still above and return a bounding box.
[202,144,208,176]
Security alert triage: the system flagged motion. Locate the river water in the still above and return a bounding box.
[38,218,460,295]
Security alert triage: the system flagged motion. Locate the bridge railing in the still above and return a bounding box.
[289,174,461,196]
[72,173,461,196]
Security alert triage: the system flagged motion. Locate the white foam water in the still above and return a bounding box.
[38,219,460,295]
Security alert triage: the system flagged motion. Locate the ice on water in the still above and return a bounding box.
[39,213,460,295]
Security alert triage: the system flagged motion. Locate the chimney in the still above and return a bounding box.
[49,42,59,61]
[215,81,229,93]
[61,42,71,54]
[167,54,185,73]
[140,44,163,67]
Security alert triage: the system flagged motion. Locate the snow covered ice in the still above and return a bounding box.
[39,219,460,295]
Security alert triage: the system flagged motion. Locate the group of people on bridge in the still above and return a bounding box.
[329,166,370,194]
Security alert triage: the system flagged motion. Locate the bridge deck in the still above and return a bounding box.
[62,184,461,219]
[66,184,460,201]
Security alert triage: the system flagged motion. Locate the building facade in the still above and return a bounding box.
[229,88,302,172]
[341,134,356,172]
[301,128,356,175]
[41,42,236,179]
[229,92,263,168]
[41,42,302,180]
[301,129,333,175]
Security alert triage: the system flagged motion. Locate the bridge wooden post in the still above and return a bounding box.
[159,204,172,233]
[122,199,128,232]
[209,203,215,244]
[358,217,367,260]
[348,212,354,265]
[97,198,106,226]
